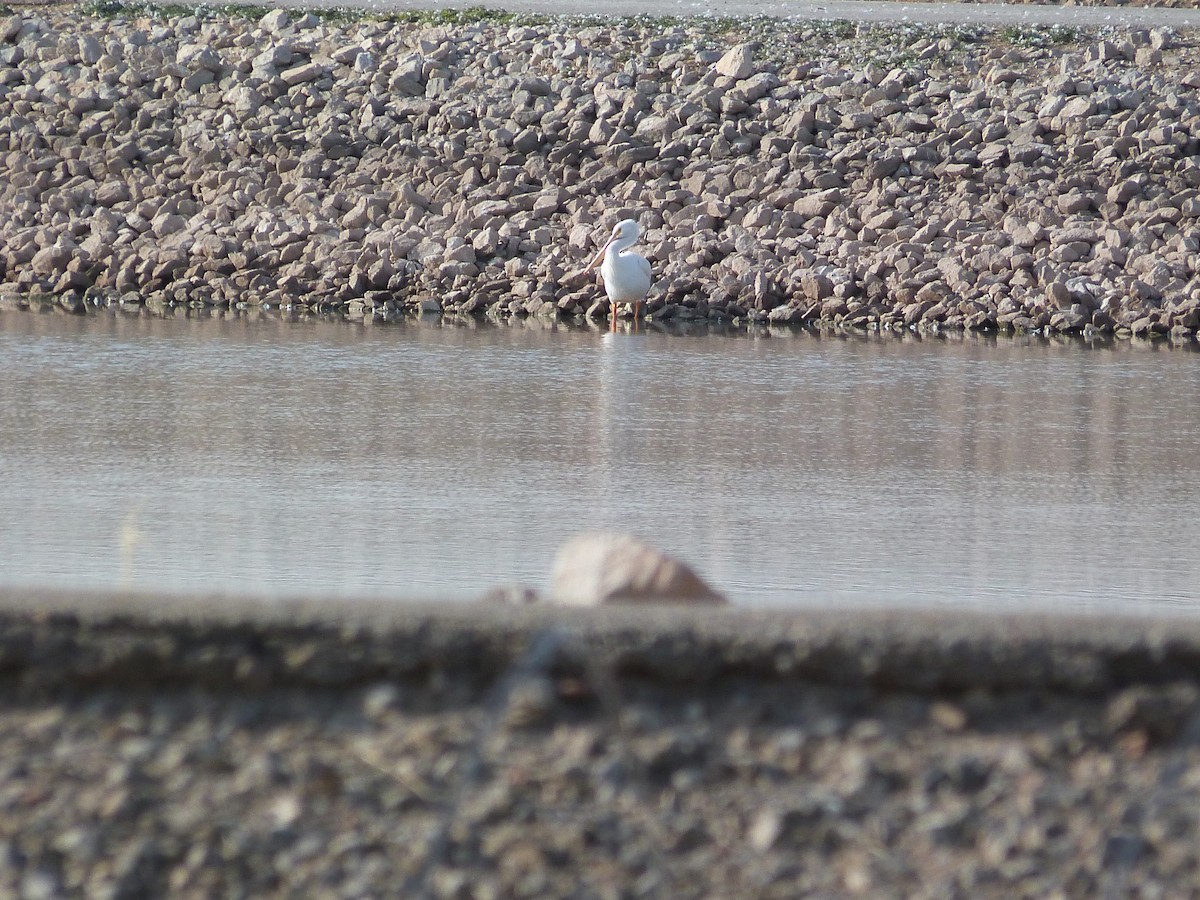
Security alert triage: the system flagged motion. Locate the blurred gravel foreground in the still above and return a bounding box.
[2,590,1200,898]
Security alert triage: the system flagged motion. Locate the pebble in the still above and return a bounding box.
[501,676,557,729]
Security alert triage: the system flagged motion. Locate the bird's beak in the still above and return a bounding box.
[585,238,613,271]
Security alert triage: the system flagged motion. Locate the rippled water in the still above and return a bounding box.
[2,306,1199,611]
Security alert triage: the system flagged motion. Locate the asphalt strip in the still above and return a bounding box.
[4,587,1200,693]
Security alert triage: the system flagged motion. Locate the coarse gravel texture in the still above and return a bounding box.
[3,5,1200,339]
[271,0,1200,27]
[2,591,1200,898]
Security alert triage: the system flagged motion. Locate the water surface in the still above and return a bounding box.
[2,306,1198,612]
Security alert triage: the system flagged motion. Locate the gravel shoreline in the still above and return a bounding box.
[2,590,1200,897]
[2,6,1200,338]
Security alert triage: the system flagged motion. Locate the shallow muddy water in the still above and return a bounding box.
[2,307,1198,611]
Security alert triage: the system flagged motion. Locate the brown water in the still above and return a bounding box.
[2,306,1198,611]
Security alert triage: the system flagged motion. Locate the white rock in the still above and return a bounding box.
[715,44,756,80]
[550,533,726,606]
[259,9,290,34]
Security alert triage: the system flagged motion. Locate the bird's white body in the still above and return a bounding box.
[588,220,651,318]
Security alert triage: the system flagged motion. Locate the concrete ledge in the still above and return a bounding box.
[4,588,1200,695]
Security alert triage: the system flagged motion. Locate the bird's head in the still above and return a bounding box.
[586,219,642,271]
[611,219,641,243]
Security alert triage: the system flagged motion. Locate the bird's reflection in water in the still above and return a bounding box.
[590,328,651,514]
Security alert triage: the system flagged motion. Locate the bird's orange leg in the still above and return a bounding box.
[610,303,617,331]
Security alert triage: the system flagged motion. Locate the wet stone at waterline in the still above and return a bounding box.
[0,10,1198,339]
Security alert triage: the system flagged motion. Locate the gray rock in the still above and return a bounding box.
[30,241,74,275]
[78,34,102,65]
[280,61,324,85]
[177,43,222,72]
[225,83,262,115]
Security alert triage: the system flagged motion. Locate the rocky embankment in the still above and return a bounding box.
[2,8,1200,337]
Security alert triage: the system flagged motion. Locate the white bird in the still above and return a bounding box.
[586,219,652,328]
